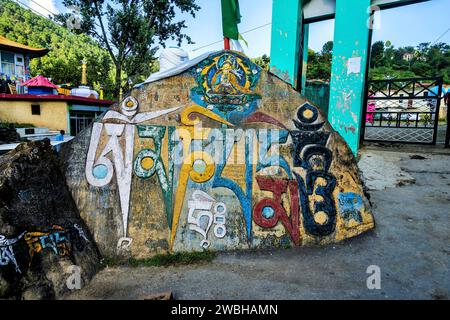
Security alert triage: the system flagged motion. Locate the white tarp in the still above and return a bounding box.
[159,47,189,72]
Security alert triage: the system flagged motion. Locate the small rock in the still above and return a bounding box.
[409,154,427,160]
[142,291,173,300]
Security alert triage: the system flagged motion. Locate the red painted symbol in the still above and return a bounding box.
[245,111,288,129]
[253,176,301,246]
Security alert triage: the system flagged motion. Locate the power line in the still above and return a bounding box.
[432,27,450,45]
[12,0,73,47]
[13,0,54,20]
[28,0,59,17]
[192,22,272,52]
[13,0,68,30]
[241,22,272,35]
[192,39,224,52]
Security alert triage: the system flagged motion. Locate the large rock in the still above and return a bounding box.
[0,140,100,299]
[0,125,21,144]
[62,50,375,259]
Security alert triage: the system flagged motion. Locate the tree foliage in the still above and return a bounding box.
[252,54,270,71]
[306,41,333,80]
[303,40,450,83]
[0,0,114,98]
[369,41,450,82]
[56,0,200,96]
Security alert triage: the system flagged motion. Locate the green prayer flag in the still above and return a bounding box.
[221,0,241,40]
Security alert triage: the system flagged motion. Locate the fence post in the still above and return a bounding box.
[446,98,450,148]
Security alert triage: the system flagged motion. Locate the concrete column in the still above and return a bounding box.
[269,0,303,88]
[301,23,310,96]
[328,0,372,154]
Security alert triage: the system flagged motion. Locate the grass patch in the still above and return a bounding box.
[100,256,125,268]
[0,122,35,129]
[128,251,217,267]
[100,251,217,269]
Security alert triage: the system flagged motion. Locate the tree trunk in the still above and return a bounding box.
[115,65,122,101]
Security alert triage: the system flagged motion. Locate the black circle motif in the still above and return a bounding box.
[297,103,318,124]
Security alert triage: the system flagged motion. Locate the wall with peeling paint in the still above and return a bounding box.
[62,51,374,259]
[269,0,303,88]
[328,0,371,154]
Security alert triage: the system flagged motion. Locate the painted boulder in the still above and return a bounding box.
[62,51,375,259]
[0,140,100,299]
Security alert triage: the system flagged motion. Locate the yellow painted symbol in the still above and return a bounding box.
[314,211,328,225]
[303,109,314,119]
[180,105,234,127]
[141,157,154,170]
[170,151,215,250]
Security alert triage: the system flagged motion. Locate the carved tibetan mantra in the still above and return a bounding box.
[70,50,374,258]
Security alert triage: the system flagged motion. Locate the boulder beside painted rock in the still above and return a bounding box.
[62,50,375,259]
[0,125,21,144]
[0,140,100,299]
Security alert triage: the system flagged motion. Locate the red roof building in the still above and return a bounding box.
[21,75,58,89]
[21,75,59,95]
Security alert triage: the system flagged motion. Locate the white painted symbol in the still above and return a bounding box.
[213,202,227,238]
[74,224,89,242]
[117,237,133,250]
[187,190,227,248]
[85,97,181,241]
[86,123,134,238]
[102,96,181,124]
[0,232,25,273]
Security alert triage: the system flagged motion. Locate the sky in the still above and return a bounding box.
[19,0,450,58]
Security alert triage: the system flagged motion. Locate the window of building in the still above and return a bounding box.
[15,54,24,77]
[69,111,100,136]
[0,51,15,77]
[31,104,41,115]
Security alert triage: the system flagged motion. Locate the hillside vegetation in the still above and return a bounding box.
[306,40,450,83]
[0,0,114,98]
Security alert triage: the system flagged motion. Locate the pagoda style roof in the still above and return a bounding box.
[21,75,58,89]
[0,35,48,58]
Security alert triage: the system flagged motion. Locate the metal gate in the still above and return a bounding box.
[362,77,443,145]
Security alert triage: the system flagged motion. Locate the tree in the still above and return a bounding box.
[383,41,395,65]
[321,41,333,56]
[370,41,385,68]
[366,40,450,83]
[306,39,450,83]
[57,0,200,97]
[252,54,270,70]
[306,48,332,80]
[321,41,333,67]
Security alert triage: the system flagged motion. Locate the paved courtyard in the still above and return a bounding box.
[68,148,450,300]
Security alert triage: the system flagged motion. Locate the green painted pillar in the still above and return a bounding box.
[328,0,371,154]
[301,23,309,96]
[269,0,303,88]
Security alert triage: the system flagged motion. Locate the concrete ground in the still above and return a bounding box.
[68,148,450,300]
